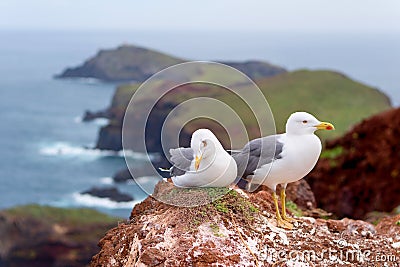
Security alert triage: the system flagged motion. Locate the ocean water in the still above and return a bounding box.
[0,30,398,218]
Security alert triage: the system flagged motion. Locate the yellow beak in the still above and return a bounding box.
[315,121,335,130]
[194,155,202,171]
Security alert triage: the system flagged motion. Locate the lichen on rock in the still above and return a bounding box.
[91,182,400,266]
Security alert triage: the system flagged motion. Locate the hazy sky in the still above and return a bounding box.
[1,0,399,32]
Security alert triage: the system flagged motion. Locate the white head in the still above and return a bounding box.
[190,129,222,171]
[286,112,335,135]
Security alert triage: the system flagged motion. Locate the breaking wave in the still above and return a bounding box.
[74,116,109,126]
[72,192,140,209]
[100,177,114,185]
[39,142,155,160]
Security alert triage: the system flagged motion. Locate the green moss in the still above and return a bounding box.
[321,146,344,159]
[177,188,260,234]
[396,220,400,226]
[185,205,212,233]
[209,223,224,237]
[211,190,259,222]
[4,204,119,225]
[205,187,231,199]
[249,205,259,213]
[157,186,232,207]
[285,201,303,217]
[213,200,229,213]
[192,219,201,226]
[227,190,238,197]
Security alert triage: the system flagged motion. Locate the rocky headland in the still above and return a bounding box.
[91,70,391,154]
[0,205,119,267]
[88,68,391,184]
[56,45,286,83]
[91,182,400,266]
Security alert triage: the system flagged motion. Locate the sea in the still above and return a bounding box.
[0,30,399,218]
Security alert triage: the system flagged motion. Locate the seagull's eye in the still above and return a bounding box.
[202,140,207,147]
[302,120,308,124]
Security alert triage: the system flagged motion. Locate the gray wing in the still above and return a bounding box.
[169,147,194,176]
[232,134,284,178]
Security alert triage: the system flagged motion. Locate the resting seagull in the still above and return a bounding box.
[167,129,237,188]
[232,112,334,229]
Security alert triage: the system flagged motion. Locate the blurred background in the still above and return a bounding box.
[0,0,399,266]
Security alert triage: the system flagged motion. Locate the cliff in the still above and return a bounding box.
[93,70,391,153]
[306,107,400,220]
[56,45,286,82]
[0,205,118,267]
[91,182,400,266]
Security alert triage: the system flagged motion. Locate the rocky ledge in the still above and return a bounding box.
[91,182,399,266]
[306,107,400,220]
[0,205,118,267]
[82,187,134,202]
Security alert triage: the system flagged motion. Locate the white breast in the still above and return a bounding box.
[251,133,321,190]
[172,149,237,188]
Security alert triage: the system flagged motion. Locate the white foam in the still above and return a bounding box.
[91,118,109,126]
[127,176,159,185]
[100,177,114,185]
[39,142,91,157]
[74,116,83,123]
[66,77,103,85]
[124,150,157,160]
[39,142,154,160]
[72,192,140,209]
[74,115,109,126]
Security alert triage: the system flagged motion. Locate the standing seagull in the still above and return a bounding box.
[168,129,237,188]
[232,112,334,229]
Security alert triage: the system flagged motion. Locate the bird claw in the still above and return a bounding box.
[283,216,299,224]
[276,217,294,230]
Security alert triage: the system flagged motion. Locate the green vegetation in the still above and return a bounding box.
[321,146,344,159]
[212,190,258,221]
[109,69,391,150]
[285,200,303,217]
[58,45,184,82]
[213,200,229,213]
[4,204,119,225]
[157,186,231,207]
[396,220,400,226]
[209,223,224,237]
[59,44,286,83]
[175,188,259,233]
[258,70,391,139]
[321,146,345,167]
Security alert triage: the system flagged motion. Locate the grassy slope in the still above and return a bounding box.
[108,69,391,146]
[74,45,184,81]
[260,70,391,139]
[4,204,119,225]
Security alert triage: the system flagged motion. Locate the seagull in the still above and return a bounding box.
[232,112,334,229]
[166,129,237,188]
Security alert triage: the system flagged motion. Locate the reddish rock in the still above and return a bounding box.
[91,182,400,267]
[306,108,400,219]
[285,180,317,210]
[376,214,400,238]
